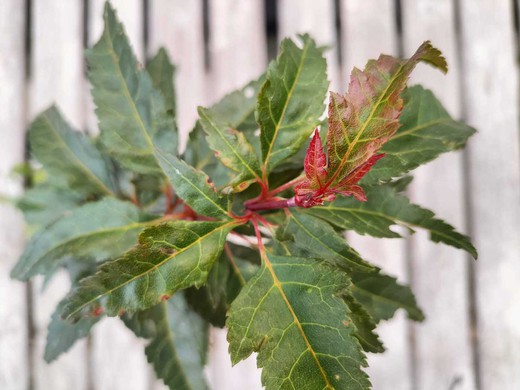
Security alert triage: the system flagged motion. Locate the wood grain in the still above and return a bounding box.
[339,1,413,389]
[401,1,476,389]
[0,1,29,389]
[459,1,520,389]
[30,1,88,389]
[278,0,341,90]
[148,0,207,150]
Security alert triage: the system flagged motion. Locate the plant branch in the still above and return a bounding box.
[268,174,305,196]
[245,197,296,212]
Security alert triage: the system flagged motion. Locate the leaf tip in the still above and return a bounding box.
[415,40,448,74]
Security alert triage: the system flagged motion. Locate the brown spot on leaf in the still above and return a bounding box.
[161,294,170,302]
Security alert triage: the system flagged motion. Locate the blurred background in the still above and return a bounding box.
[1,0,519,389]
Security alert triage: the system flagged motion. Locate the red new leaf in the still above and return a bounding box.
[294,41,447,208]
[303,129,327,188]
[294,132,385,207]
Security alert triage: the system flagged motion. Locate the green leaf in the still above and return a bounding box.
[45,263,101,362]
[11,198,154,280]
[304,185,477,258]
[326,42,447,187]
[184,76,265,188]
[131,174,164,207]
[387,175,413,192]
[155,149,231,219]
[185,245,258,327]
[349,270,424,322]
[61,220,237,321]
[258,34,328,174]
[146,48,176,117]
[363,86,476,183]
[183,122,231,188]
[124,295,209,390]
[279,210,376,273]
[198,106,261,192]
[28,106,115,196]
[207,75,265,133]
[88,3,176,174]
[17,182,84,227]
[45,297,101,363]
[277,211,423,322]
[343,294,384,353]
[227,254,370,390]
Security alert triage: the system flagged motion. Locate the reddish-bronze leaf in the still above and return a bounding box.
[294,41,446,208]
[303,129,327,188]
[294,130,333,207]
[326,41,446,186]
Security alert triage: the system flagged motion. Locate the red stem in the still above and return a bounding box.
[165,185,174,214]
[251,217,266,253]
[268,174,305,196]
[245,197,296,212]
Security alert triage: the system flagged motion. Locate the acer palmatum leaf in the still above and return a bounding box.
[294,130,384,207]
[294,41,447,207]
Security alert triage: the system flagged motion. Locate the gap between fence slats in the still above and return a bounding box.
[0,1,29,389]
[339,1,414,389]
[459,1,520,389]
[401,1,476,389]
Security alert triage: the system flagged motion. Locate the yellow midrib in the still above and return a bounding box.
[263,254,333,389]
[262,41,310,175]
[65,221,236,319]
[326,61,407,186]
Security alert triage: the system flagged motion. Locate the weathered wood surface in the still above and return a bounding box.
[1,1,519,389]
[0,1,29,390]
[148,0,206,149]
[339,2,414,389]
[459,1,520,389]
[278,0,340,90]
[401,1,475,389]
[30,1,88,389]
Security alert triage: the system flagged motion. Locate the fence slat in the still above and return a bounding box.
[208,0,266,101]
[204,1,266,388]
[149,0,207,149]
[401,1,476,389]
[86,2,151,389]
[30,1,88,389]
[148,1,207,388]
[339,2,413,389]
[89,0,144,59]
[459,1,520,389]
[277,0,341,90]
[0,1,29,389]
[340,0,398,90]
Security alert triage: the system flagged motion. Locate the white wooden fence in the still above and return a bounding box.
[1,1,519,389]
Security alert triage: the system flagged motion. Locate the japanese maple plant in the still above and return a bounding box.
[12,3,477,389]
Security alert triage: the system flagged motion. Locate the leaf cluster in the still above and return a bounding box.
[11,2,477,389]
